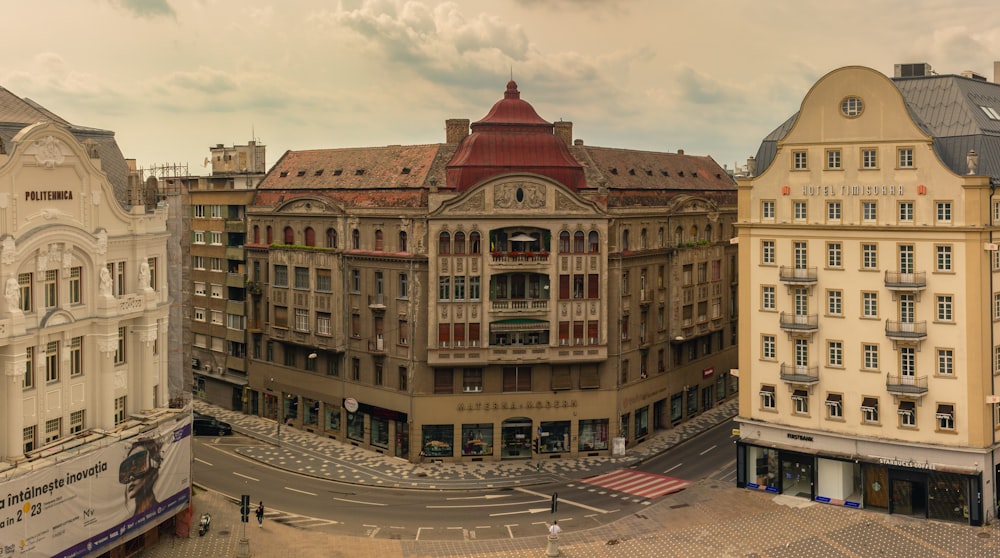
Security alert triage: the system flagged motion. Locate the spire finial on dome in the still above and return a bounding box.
[505,80,519,99]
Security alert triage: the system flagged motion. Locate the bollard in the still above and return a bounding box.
[545,534,559,557]
[237,537,250,558]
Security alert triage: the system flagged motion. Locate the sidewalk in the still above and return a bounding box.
[194,398,738,490]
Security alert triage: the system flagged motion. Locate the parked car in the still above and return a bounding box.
[193,415,233,436]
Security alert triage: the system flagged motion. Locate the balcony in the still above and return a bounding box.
[885,373,928,396]
[225,246,245,260]
[368,337,385,354]
[884,271,926,292]
[639,289,652,307]
[489,251,550,266]
[779,312,818,332]
[490,299,549,313]
[368,293,386,311]
[225,220,246,233]
[779,266,817,284]
[885,319,927,341]
[779,363,819,385]
[226,273,245,288]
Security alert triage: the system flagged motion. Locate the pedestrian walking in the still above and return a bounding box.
[255,501,264,527]
[548,520,561,537]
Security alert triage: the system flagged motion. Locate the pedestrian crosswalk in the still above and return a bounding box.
[580,469,690,499]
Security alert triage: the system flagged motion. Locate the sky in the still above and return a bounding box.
[5,0,1000,177]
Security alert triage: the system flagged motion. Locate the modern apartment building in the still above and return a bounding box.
[736,64,1000,525]
[0,86,190,556]
[245,81,738,462]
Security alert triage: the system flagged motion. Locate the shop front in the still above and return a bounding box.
[736,425,984,525]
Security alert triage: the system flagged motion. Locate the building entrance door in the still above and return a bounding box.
[501,418,532,459]
[891,478,927,518]
[780,454,814,499]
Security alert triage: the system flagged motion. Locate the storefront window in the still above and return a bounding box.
[283,394,299,423]
[347,412,365,442]
[303,398,319,426]
[634,407,649,439]
[461,423,493,456]
[686,386,698,416]
[578,419,608,451]
[620,413,630,442]
[747,446,779,491]
[325,405,341,432]
[927,473,969,522]
[670,393,683,423]
[730,374,739,395]
[422,424,454,457]
[371,416,389,449]
[539,421,570,453]
[716,373,727,401]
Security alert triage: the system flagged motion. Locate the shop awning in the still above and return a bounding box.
[860,397,878,411]
[936,404,954,420]
[897,400,915,416]
[759,385,775,396]
[791,389,807,401]
[825,393,842,407]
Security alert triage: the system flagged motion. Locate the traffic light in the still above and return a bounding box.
[240,494,250,523]
[532,438,539,453]
[551,492,558,513]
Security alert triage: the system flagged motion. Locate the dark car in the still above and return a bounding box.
[193,416,233,436]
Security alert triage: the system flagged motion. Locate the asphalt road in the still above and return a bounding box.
[192,420,737,541]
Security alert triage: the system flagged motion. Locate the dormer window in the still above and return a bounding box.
[333,169,343,176]
[355,169,365,176]
[297,170,306,177]
[315,170,324,176]
[279,171,289,177]
[401,167,411,174]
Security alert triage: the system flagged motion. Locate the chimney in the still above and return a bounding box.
[677,149,685,156]
[445,119,470,144]
[554,121,573,146]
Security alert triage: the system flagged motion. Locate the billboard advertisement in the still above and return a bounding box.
[0,414,191,557]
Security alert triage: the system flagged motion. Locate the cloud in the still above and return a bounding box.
[110,0,175,18]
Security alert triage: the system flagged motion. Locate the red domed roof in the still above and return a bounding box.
[446,81,585,191]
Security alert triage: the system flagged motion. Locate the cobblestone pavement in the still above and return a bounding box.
[136,399,1000,557]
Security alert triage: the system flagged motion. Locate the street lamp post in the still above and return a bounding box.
[269,377,280,440]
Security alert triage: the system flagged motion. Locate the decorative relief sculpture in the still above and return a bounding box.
[6,277,20,311]
[100,267,113,297]
[138,262,151,291]
[453,190,485,212]
[1,237,14,265]
[494,183,547,209]
[95,229,107,255]
[33,136,65,169]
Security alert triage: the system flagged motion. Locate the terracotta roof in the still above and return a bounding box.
[575,146,734,190]
[446,81,585,191]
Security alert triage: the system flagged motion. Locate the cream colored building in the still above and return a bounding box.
[736,64,1000,525]
[245,81,739,462]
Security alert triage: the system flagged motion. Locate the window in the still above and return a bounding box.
[273,265,288,287]
[193,204,206,218]
[399,231,408,252]
[463,368,483,392]
[438,232,450,254]
[827,242,841,268]
[761,200,775,219]
[792,151,807,170]
[936,245,952,272]
[351,269,360,292]
[398,320,408,345]
[863,343,879,370]
[114,395,127,426]
[69,337,82,377]
[193,307,205,322]
[862,243,878,270]
[327,228,338,248]
[470,231,481,254]
[18,272,32,312]
[862,201,877,222]
[69,266,82,304]
[898,201,914,222]
[762,334,776,360]
[209,205,223,218]
[936,295,953,322]
[792,389,809,414]
[23,346,33,389]
[438,277,451,300]
[826,393,843,419]
[70,410,85,434]
[469,276,480,300]
[193,230,205,244]
[937,349,954,376]
[936,404,955,430]
[793,242,808,269]
[453,231,465,254]
[374,364,383,386]
[294,267,309,290]
[898,148,914,168]
[574,231,586,253]
[210,231,223,245]
[295,309,309,331]
[227,313,245,330]
[793,201,807,220]
[23,425,36,454]
[841,97,864,116]
[43,270,57,309]
[761,285,776,311]
[192,256,204,270]
[399,273,408,298]
[352,229,360,249]
[588,231,600,253]
[434,369,453,394]
[828,340,843,367]
[995,293,1000,321]
[502,366,532,392]
[398,366,407,391]
[936,202,952,223]
[351,358,361,381]
[316,312,331,335]
[794,338,808,366]
[827,201,841,221]
[826,149,841,169]
[454,277,466,300]
[862,292,878,318]
[898,401,916,427]
[45,341,59,382]
[861,397,879,424]
[45,418,61,444]
[316,269,332,292]
[982,106,1000,120]
[210,257,223,271]
[114,326,126,365]
[827,290,842,316]
[862,148,878,169]
[759,385,775,409]
[761,240,775,265]
[210,285,223,299]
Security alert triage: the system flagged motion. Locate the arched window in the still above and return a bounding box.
[622,229,630,252]
[640,228,647,250]
[352,229,360,249]
[573,231,585,253]
[454,231,466,254]
[559,231,571,253]
[304,227,315,247]
[674,226,683,246]
[438,231,451,254]
[588,231,599,253]
[253,225,260,244]
[399,231,408,252]
[326,228,337,248]
[266,226,273,244]
[283,226,294,245]
[375,229,384,251]
[689,225,698,241]
[469,231,481,254]
[704,224,712,243]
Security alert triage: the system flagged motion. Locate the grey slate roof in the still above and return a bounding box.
[753,73,1000,183]
[0,86,132,207]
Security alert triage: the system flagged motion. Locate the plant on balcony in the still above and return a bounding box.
[245,279,263,296]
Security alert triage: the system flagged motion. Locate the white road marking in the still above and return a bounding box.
[335,497,386,506]
[427,498,546,509]
[489,507,550,517]
[699,444,718,456]
[514,487,611,513]
[284,486,317,496]
[233,472,258,482]
[664,463,683,474]
[445,494,511,500]
[416,527,432,540]
[194,458,213,466]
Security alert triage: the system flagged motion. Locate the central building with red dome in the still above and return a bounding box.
[242,81,738,462]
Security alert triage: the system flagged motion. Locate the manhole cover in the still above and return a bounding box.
[977,532,990,539]
[217,530,230,536]
[607,539,619,545]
